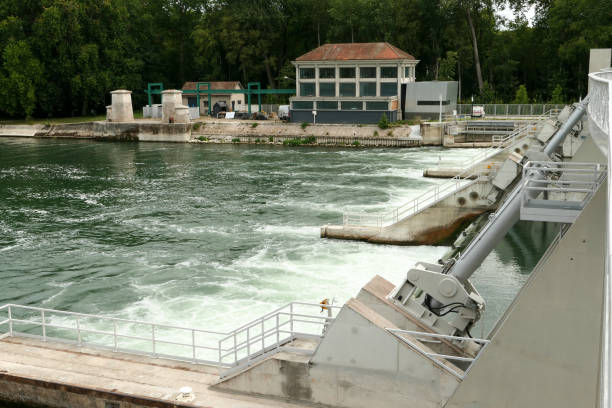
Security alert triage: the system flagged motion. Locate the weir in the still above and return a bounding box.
[1,71,610,407]
[320,107,581,245]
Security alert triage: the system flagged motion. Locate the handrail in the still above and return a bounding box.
[386,327,490,380]
[343,162,501,228]
[341,113,556,229]
[0,301,340,371]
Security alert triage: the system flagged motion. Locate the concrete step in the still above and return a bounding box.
[0,336,307,408]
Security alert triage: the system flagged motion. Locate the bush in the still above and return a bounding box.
[301,122,309,130]
[251,122,258,128]
[373,130,379,137]
[232,138,240,143]
[197,136,208,141]
[387,130,393,137]
[269,136,274,142]
[193,122,202,131]
[352,140,360,146]
[378,113,389,129]
[283,136,317,146]
[255,138,261,143]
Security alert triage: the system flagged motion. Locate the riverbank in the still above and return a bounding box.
[0,119,491,148]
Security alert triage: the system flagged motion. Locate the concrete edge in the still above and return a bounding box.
[0,372,201,408]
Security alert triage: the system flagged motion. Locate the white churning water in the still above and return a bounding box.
[0,138,557,339]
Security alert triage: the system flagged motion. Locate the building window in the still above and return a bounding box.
[359,82,377,97]
[299,82,316,96]
[341,101,362,110]
[339,83,356,97]
[339,67,355,78]
[238,100,241,104]
[366,101,388,111]
[417,100,450,106]
[319,67,335,79]
[360,67,376,78]
[380,83,397,96]
[293,101,314,110]
[300,68,315,79]
[317,101,338,110]
[381,67,397,78]
[319,82,336,97]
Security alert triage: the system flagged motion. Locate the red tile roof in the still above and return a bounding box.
[295,42,415,62]
[181,81,243,91]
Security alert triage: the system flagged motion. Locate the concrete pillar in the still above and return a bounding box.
[109,90,134,122]
[174,104,190,123]
[162,90,183,123]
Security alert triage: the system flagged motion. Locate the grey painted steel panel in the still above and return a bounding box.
[404,81,458,115]
[445,179,606,408]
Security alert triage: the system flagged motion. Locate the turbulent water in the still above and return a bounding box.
[0,137,559,337]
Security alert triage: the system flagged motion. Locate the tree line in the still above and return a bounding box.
[0,0,609,118]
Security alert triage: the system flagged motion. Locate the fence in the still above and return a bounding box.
[343,162,501,228]
[0,301,340,374]
[587,67,612,408]
[341,118,547,228]
[386,328,490,379]
[456,104,565,117]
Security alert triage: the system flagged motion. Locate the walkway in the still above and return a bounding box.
[0,336,304,408]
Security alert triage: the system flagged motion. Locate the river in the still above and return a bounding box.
[0,137,558,338]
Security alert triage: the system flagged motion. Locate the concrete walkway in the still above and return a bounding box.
[0,337,308,408]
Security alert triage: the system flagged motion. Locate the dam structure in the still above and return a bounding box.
[0,67,611,408]
[320,106,585,245]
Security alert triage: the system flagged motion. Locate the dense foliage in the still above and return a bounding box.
[0,0,610,118]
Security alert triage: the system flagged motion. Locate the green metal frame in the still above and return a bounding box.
[145,83,164,106]
[146,82,295,116]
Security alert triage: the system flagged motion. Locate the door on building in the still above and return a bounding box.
[232,101,235,112]
[187,97,197,108]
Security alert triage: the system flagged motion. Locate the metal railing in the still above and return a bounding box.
[520,161,607,223]
[0,301,340,373]
[217,302,341,374]
[343,162,501,228]
[456,104,565,117]
[588,68,612,408]
[458,120,542,169]
[386,328,490,379]
[341,114,552,228]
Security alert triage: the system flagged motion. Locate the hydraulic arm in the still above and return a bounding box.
[390,100,589,338]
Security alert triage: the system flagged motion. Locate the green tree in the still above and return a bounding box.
[513,84,529,104]
[550,84,564,104]
[438,51,458,80]
[0,40,43,118]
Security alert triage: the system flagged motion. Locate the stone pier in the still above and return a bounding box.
[108,90,134,122]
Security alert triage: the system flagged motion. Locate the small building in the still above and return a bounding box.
[404,81,458,120]
[290,42,419,124]
[181,81,244,115]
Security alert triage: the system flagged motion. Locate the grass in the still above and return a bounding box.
[283,136,316,146]
[197,136,209,141]
[0,111,143,126]
[192,122,203,131]
[352,140,360,146]
[232,137,240,143]
[269,136,274,142]
[251,122,259,128]
[300,122,309,130]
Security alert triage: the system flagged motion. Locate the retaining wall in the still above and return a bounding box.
[0,122,192,142]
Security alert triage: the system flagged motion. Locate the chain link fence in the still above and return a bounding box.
[457,104,565,117]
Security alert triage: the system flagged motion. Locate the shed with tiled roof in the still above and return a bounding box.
[181,81,245,114]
